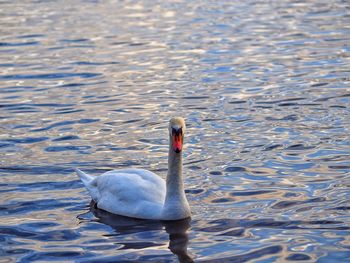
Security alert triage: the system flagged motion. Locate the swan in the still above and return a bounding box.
[75,117,191,220]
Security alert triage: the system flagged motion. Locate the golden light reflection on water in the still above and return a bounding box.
[0,0,349,262]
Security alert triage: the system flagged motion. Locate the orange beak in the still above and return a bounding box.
[172,129,183,153]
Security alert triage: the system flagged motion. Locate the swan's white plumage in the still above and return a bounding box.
[76,117,191,220]
[76,168,167,219]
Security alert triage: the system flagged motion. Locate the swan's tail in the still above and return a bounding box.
[75,168,100,201]
[75,168,95,188]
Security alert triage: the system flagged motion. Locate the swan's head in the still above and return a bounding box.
[169,117,186,153]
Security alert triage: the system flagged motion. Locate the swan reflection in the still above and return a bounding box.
[89,201,194,263]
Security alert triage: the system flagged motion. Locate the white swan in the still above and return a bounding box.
[75,117,191,220]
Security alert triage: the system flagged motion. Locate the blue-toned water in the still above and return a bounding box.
[1,1,350,262]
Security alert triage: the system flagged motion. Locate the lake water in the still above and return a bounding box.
[0,1,350,262]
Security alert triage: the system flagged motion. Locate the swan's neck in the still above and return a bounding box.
[166,148,183,195]
[162,137,190,220]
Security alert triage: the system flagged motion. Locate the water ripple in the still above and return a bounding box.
[0,0,349,262]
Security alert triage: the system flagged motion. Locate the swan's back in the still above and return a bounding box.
[77,168,167,219]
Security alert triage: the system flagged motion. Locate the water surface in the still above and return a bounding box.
[0,0,350,262]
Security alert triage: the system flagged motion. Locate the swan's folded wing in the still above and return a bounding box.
[93,170,166,219]
[106,168,165,186]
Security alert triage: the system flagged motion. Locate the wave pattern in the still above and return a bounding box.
[0,0,349,262]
